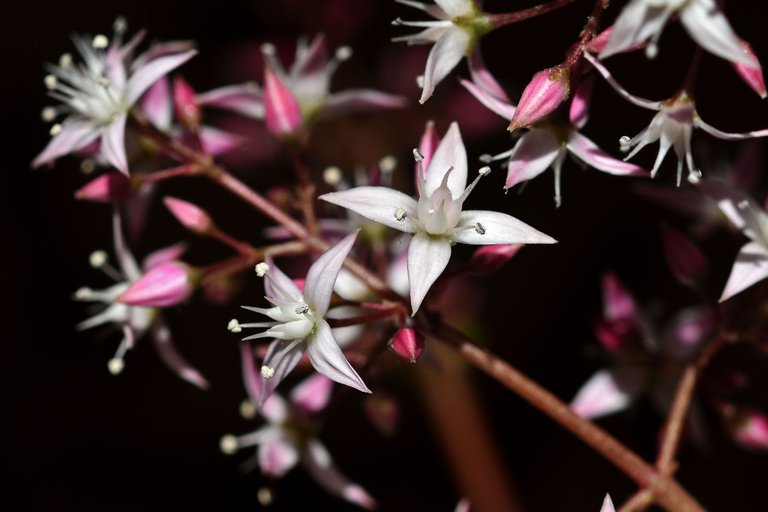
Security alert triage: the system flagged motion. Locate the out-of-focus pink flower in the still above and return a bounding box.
[466,244,522,276]
[508,65,571,132]
[33,20,196,174]
[263,63,304,136]
[164,196,214,235]
[118,260,197,307]
[75,171,133,202]
[390,327,426,362]
[172,76,201,128]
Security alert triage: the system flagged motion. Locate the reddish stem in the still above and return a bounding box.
[487,0,580,30]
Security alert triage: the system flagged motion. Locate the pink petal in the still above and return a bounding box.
[419,27,471,104]
[196,83,264,119]
[100,114,128,174]
[240,344,263,406]
[151,321,208,389]
[570,368,645,419]
[505,130,560,189]
[258,339,306,405]
[567,132,647,176]
[75,171,132,203]
[118,261,194,307]
[32,117,101,168]
[601,272,637,322]
[319,187,418,232]
[425,121,467,198]
[731,40,767,99]
[125,49,198,106]
[112,209,142,281]
[418,121,442,182]
[569,76,594,128]
[600,494,616,512]
[320,89,408,119]
[173,76,200,127]
[263,256,303,302]
[164,196,214,234]
[453,210,556,245]
[143,242,188,270]
[140,77,172,131]
[390,327,426,363]
[306,320,370,393]
[263,64,303,135]
[467,47,510,102]
[467,244,523,276]
[408,233,452,314]
[259,431,299,477]
[198,126,243,156]
[290,373,334,415]
[680,0,757,67]
[460,78,516,120]
[720,241,768,302]
[301,439,376,509]
[304,231,358,316]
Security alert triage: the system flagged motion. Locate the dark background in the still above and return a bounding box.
[3,0,768,510]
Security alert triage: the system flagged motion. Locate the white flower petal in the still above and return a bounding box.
[505,130,561,189]
[460,78,516,120]
[434,0,474,17]
[419,27,471,104]
[407,233,452,313]
[100,114,128,174]
[125,49,197,106]
[601,494,616,512]
[196,83,264,119]
[140,77,172,131]
[425,121,467,198]
[264,255,302,302]
[301,439,376,510]
[320,89,407,120]
[453,210,557,245]
[720,241,768,302]
[680,0,756,67]
[567,132,646,176]
[599,0,676,59]
[151,321,208,389]
[306,320,370,393]
[32,117,101,168]
[570,368,645,419]
[467,47,511,102]
[320,187,418,232]
[290,374,334,414]
[258,339,306,405]
[304,231,358,316]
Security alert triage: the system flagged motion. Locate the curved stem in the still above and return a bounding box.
[487,0,580,30]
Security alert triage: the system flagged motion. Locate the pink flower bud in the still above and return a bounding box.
[389,327,425,363]
[508,65,571,132]
[263,65,303,136]
[731,40,767,99]
[417,120,440,180]
[173,76,202,128]
[467,244,522,276]
[586,26,614,54]
[75,172,132,202]
[661,226,708,287]
[164,196,214,234]
[118,261,197,307]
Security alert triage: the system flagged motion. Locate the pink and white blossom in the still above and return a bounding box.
[320,122,556,313]
[229,232,370,403]
[33,21,197,174]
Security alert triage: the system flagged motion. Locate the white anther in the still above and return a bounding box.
[227,319,242,333]
[80,159,96,174]
[335,46,352,61]
[260,42,276,55]
[239,400,257,419]
[738,199,750,210]
[645,43,658,60]
[379,155,397,173]
[391,17,404,26]
[412,148,424,162]
[92,34,109,49]
[394,207,407,222]
[416,75,425,88]
[261,365,276,379]
[619,135,631,152]
[98,76,111,86]
[59,53,73,67]
[74,287,94,300]
[323,166,343,185]
[295,304,310,315]
[479,154,493,164]
[255,262,270,277]
[687,169,702,184]
[475,223,486,235]
[478,166,491,176]
[89,250,108,268]
[41,107,57,122]
[107,357,125,375]
[219,434,239,455]
[257,488,274,506]
[113,16,128,34]
[44,74,58,90]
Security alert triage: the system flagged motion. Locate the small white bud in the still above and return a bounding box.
[323,166,343,185]
[59,53,73,67]
[261,365,276,379]
[49,123,63,136]
[619,136,632,152]
[107,357,125,375]
[335,46,353,61]
[687,169,702,184]
[475,223,486,235]
[394,207,407,222]
[412,148,424,162]
[44,74,57,90]
[227,319,242,333]
[255,262,270,277]
[41,107,57,122]
[220,434,239,455]
[92,34,109,49]
[257,488,274,506]
[379,155,397,173]
[239,400,257,419]
[89,250,108,268]
[478,166,491,176]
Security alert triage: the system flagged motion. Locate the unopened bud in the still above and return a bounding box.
[508,65,571,132]
[731,40,767,99]
[468,244,522,276]
[75,171,132,202]
[118,261,198,307]
[164,196,214,235]
[389,327,425,363]
[173,77,201,128]
[263,65,303,136]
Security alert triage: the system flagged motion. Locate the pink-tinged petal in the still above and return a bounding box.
[586,26,614,54]
[601,272,637,322]
[259,339,306,405]
[164,196,214,234]
[594,317,640,352]
[720,241,768,302]
[396,0,451,20]
[261,393,289,425]
[680,0,757,67]
[569,76,594,128]
[263,256,303,302]
[118,261,195,307]
[100,114,128,174]
[664,308,713,360]
[460,78,516,120]
[198,125,243,156]
[75,171,132,202]
[467,244,522,276]
[453,210,557,245]
[143,242,187,270]
[434,0,474,18]
[505,130,560,189]
[320,187,418,232]
[196,83,264,119]
[731,40,766,99]
[599,0,674,59]
[140,77,172,131]
[173,76,200,127]
[661,225,709,287]
[125,49,197,106]
[418,121,441,182]
[425,121,467,198]
[419,27,471,104]
[306,320,370,393]
[32,117,101,168]
[733,411,768,451]
[291,34,328,78]
[467,47,510,102]
[320,89,408,119]
[455,498,470,512]
[699,180,768,242]
[301,439,376,510]
[695,117,768,141]
[290,373,334,415]
[240,344,263,407]
[600,494,616,512]
[408,233,452,314]
[584,53,661,110]
[390,327,425,363]
[567,132,647,176]
[570,368,645,419]
[508,65,571,131]
[259,430,299,477]
[263,65,303,135]
[112,209,142,281]
[304,231,358,316]
[151,321,208,389]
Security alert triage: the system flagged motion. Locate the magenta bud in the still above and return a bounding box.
[390,327,425,363]
[731,40,767,99]
[467,244,522,276]
[118,261,198,307]
[263,65,303,136]
[508,65,571,132]
[164,196,214,235]
[173,76,201,128]
[75,172,132,202]
[661,226,708,287]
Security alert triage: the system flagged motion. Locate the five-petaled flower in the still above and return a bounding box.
[320,122,556,314]
[229,231,370,403]
[33,19,197,174]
